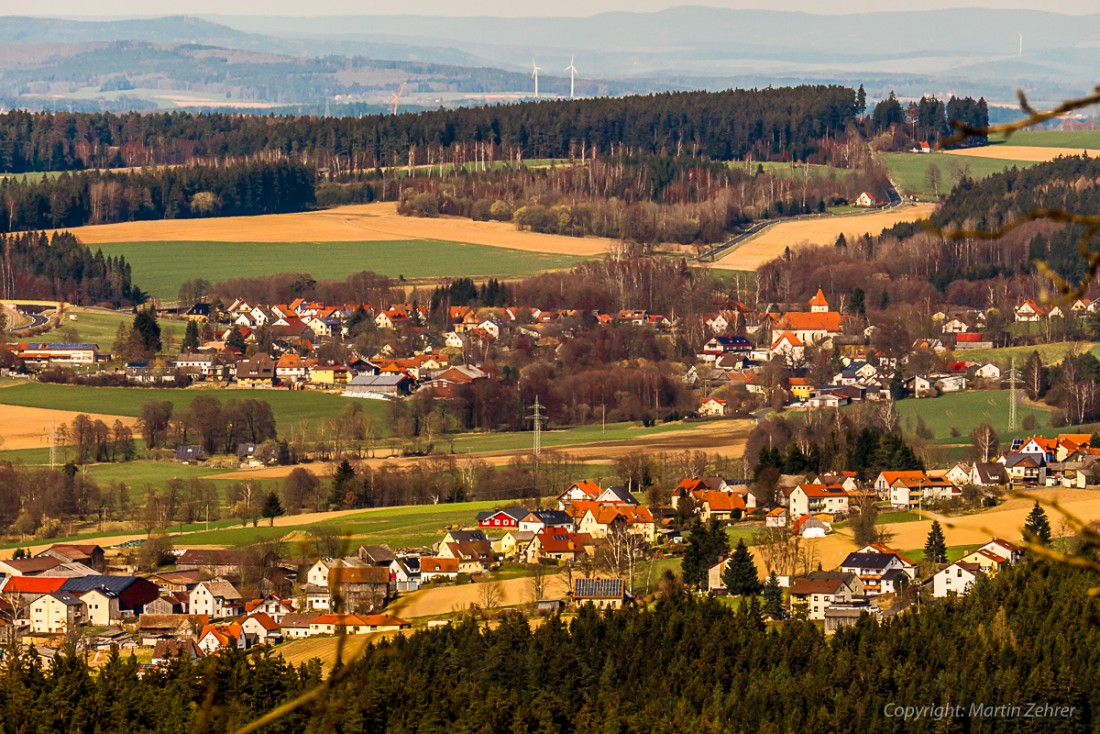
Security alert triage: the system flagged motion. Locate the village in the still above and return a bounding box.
[4,287,1094,425]
[0,429,1071,668]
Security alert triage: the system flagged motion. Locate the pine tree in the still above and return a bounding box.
[132,307,161,354]
[226,327,247,353]
[261,491,284,526]
[1023,501,1052,545]
[330,459,356,509]
[722,539,760,595]
[182,320,200,351]
[762,571,784,618]
[924,520,947,564]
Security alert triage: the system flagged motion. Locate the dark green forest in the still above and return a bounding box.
[0,231,139,305]
[1,558,1095,733]
[0,86,858,173]
[0,161,315,233]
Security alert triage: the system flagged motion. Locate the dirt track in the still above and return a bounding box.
[60,202,614,257]
[944,145,1099,162]
[390,574,571,618]
[0,404,139,451]
[713,204,936,270]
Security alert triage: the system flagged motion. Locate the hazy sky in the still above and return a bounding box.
[19,0,1100,16]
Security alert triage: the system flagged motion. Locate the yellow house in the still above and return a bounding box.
[30,592,85,634]
[495,530,535,559]
[788,377,813,401]
[959,548,1011,574]
[309,366,350,386]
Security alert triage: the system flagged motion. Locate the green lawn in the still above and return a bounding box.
[989,130,1100,149]
[42,309,186,352]
[729,161,852,179]
[0,382,387,433]
[876,511,924,524]
[955,341,1099,368]
[171,499,502,549]
[94,240,583,298]
[902,544,981,565]
[896,390,1052,441]
[878,152,1039,199]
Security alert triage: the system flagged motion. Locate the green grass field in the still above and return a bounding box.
[0,382,386,433]
[955,341,1100,368]
[170,499,502,548]
[42,309,186,352]
[896,390,1052,442]
[989,130,1100,149]
[728,161,853,180]
[879,152,1039,199]
[94,240,582,298]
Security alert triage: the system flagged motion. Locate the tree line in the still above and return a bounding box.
[0,86,860,174]
[0,160,315,234]
[0,557,1093,732]
[0,230,140,306]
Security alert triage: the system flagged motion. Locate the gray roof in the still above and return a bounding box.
[574,578,625,599]
[839,552,898,571]
[49,591,85,606]
[61,575,143,595]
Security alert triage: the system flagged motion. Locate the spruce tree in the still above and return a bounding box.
[762,571,784,618]
[722,539,760,595]
[226,327,247,352]
[261,491,284,526]
[132,307,161,354]
[1024,501,1052,545]
[330,459,356,509]
[924,520,947,564]
[182,320,200,351]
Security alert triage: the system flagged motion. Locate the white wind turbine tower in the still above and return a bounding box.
[565,55,577,99]
[532,60,541,98]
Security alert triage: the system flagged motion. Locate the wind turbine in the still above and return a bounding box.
[565,55,577,99]
[531,60,541,98]
[1017,31,1023,56]
[391,81,407,116]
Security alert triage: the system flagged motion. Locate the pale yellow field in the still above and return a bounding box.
[390,574,571,618]
[944,145,1100,162]
[713,204,936,270]
[60,202,614,257]
[0,404,138,451]
[788,488,1100,574]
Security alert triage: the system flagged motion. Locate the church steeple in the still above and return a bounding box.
[809,288,829,313]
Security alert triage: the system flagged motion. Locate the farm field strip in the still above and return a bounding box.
[58,201,614,257]
[711,203,936,270]
[943,145,1100,162]
[94,239,581,298]
[878,152,1039,198]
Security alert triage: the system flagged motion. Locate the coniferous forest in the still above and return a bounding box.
[0,231,139,305]
[0,559,1095,733]
[0,86,859,173]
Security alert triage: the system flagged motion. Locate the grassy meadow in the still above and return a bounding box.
[0,382,385,432]
[879,152,1038,199]
[41,309,187,350]
[895,390,1052,442]
[93,239,582,298]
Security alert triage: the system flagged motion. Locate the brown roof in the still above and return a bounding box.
[1,557,62,573]
[328,566,390,586]
[138,614,208,631]
[420,557,459,574]
[789,576,849,596]
[149,569,212,586]
[200,580,243,600]
[279,613,320,629]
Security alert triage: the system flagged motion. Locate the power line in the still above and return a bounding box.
[526,396,546,458]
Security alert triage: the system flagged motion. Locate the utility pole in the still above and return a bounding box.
[49,417,56,469]
[527,396,546,458]
[601,403,606,433]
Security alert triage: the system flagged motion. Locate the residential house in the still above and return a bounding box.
[197,623,247,654]
[176,549,243,578]
[970,462,1009,487]
[573,578,628,609]
[525,529,595,564]
[148,569,212,594]
[838,551,914,596]
[61,575,158,623]
[517,509,573,534]
[328,565,393,612]
[697,491,747,523]
[151,638,203,666]
[873,471,927,497]
[29,592,85,634]
[137,614,207,646]
[699,398,728,417]
[788,484,849,519]
[765,507,789,528]
[788,572,864,621]
[190,580,244,619]
[575,504,657,542]
[556,481,603,509]
[932,562,983,598]
[1014,299,1045,322]
[238,612,281,646]
[418,557,459,582]
[243,595,295,623]
[279,613,320,640]
[476,508,529,530]
[495,530,536,560]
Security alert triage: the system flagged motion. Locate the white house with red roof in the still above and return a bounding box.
[1014,299,1045,322]
[789,484,849,518]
